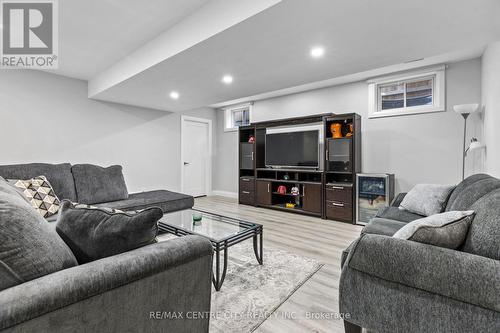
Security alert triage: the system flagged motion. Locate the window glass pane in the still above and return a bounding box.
[406,78,433,107]
[379,83,404,110]
[233,110,243,127]
[232,108,250,128]
[242,109,249,124]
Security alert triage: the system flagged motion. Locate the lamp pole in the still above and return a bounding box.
[461,113,469,181]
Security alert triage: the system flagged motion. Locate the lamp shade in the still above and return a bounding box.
[468,140,485,151]
[453,103,479,114]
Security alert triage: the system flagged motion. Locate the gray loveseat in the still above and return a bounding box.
[0,163,213,333]
[339,174,500,332]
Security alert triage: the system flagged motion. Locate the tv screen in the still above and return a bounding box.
[265,130,319,168]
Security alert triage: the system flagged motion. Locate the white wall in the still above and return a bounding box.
[0,70,216,193]
[482,41,500,178]
[213,58,482,194]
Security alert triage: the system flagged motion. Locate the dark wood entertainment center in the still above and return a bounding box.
[238,113,361,224]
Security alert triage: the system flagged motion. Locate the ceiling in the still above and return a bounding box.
[55,0,210,80]
[54,0,500,111]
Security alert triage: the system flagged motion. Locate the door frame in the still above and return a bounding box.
[180,115,213,196]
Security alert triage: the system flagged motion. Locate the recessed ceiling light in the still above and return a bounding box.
[310,46,325,58]
[169,91,179,100]
[222,75,233,84]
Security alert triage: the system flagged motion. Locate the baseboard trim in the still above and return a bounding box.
[211,190,238,198]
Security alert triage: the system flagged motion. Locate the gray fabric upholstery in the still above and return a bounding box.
[0,163,77,201]
[0,236,213,333]
[95,190,194,213]
[399,183,455,216]
[346,234,500,312]
[447,175,500,211]
[362,217,407,236]
[393,211,475,249]
[445,173,494,211]
[375,206,424,223]
[0,179,78,292]
[390,192,406,207]
[56,200,162,264]
[340,173,500,332]
[71,164,129,204]
[340,261,500,333]
[463,188,500,260]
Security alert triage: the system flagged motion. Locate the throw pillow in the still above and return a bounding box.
[8,175,61,218]
[0,179,78,292]
[399,184,455,216]
[71,164,129,205]
[56,200,162,264]
[393,210,475,249]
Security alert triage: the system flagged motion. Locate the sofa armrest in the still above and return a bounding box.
[390,192,407,207]
[0,235,213,331]
[346,234,500,312]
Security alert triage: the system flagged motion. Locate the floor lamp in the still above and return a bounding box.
[453,103,482,180]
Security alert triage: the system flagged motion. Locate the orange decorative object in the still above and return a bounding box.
[330,123,343,138]
[345,124,354,137]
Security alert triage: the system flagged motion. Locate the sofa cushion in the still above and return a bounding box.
[400,184,455,216]
[0,163,77,201]
[362,218,408,236]
[72,164,128,204]
[376,206,424,223]
[56,201,162,264]
[446,175,500,211]
[94,190,194,213]
[445,174,493,211]
[0,179,78,292]
[393,211,475,249]
[8,175,61,218]
[463,188,500,260]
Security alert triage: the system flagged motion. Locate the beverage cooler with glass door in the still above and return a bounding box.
[356,174,395,225]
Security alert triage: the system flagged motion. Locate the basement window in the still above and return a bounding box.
[224,103,252,131]
[368,66,445,118]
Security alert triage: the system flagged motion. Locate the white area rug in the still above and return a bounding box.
[158,234,322,332]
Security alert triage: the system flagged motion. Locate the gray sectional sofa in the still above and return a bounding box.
[339,174,500,332]
[0,163,213,333]
[0,163,194,219]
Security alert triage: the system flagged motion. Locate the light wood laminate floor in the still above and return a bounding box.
[194,196,363,333]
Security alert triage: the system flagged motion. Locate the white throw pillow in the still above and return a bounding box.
[399,184,455,216]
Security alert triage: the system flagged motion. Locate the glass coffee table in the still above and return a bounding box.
[158,209,263,291]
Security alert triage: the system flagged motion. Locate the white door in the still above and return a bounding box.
[181,116,212,197]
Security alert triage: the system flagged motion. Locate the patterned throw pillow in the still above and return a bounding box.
[9,175,60,218]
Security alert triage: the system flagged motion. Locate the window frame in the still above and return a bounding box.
[368,65,446,119]
[223,103,253,132]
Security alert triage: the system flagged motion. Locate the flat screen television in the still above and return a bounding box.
[265,130,319,169]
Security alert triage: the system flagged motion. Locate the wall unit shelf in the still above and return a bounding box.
[238,113,361,224]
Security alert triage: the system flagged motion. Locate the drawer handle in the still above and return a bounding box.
[330,186,344,190]
[242,191,251,194]
[241,179,250,182]
[331,202,344,207]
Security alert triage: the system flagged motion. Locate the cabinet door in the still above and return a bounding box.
[302,183,322,214]
[256,180,272,206]
[240,143,254,170]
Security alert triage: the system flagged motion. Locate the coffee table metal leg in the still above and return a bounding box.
[253,229,263,265]
[212,245,228,291]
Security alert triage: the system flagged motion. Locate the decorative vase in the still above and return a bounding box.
[277,185,287,195]
[192,212,202,225]
[330,123,343,138]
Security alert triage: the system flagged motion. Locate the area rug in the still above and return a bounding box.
[157,234,322,332]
